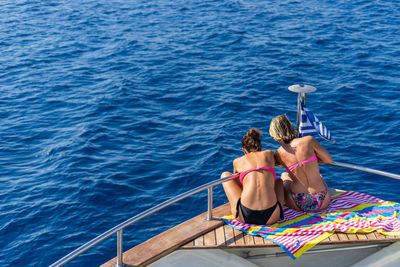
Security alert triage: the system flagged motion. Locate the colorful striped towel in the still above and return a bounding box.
[221,191,400,259]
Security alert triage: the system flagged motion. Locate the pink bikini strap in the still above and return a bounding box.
[301,154,318,165]
[287,154,318,172]
[239,166,276,184]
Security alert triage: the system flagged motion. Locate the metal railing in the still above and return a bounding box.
[50,163,400,267]
[50,173,238,267]
[331,161,400,180]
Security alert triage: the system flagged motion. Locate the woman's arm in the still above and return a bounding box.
[232,158,240,178]
[311,136,332,164]
[274,150,283,167]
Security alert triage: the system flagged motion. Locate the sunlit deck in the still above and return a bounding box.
[101,190,400,267]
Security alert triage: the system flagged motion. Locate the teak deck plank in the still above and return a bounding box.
[181,240,194,248]
[357,233,368,240]
[263,238,275,246]
[366,231,377,240]
[253,235,265,245]
[232,228,245,246]
[337,232,349,241]
[243,232,254,245]
[194,234,204,247]
[329,233,340,242]
[215,225,226,246]
[204,230,217,246]
[347,233,359,241]
[224,224,236,246]
[375,232,386,240]
[320,235,331,244]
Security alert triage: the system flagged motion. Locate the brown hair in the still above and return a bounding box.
[241,128,262,152]
[269,115,297,143]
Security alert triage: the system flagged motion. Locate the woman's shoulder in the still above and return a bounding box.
[259,150,275,161]
[260,149,274,156]
[301,135,315,142]
[274,146,284,157]
[233,154,246,164]
[233,155,243,162]
[296,135,316,146]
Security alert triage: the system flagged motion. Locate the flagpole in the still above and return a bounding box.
[288,84,317,131]
[296,93,301,131]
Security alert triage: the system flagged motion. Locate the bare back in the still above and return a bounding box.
[275,136,332,194]
[233,150,276,210]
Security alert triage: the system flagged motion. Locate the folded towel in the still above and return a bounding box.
[221,191,400,259]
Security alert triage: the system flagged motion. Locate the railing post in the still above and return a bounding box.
[50,175,238,267]
[115,230,123,267]
[207,187,213,220]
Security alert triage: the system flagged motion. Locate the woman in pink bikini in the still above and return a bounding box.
[221,128,285,225]
[269,115,333,212]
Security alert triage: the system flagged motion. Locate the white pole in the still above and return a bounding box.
[288,84,316,131]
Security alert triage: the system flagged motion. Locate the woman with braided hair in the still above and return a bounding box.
[221,128,285,225]
[269,115,332,212]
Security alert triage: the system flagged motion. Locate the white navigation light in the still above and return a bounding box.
[288,84,317,93]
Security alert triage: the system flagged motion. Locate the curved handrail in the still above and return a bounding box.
[51,162,400,266]
[50,173,238,267]
[330,161,400,180]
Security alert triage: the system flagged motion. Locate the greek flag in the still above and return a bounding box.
[299,102,335,144]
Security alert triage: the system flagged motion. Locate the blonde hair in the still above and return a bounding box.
[269,115,297,143]
[242,128,262,152]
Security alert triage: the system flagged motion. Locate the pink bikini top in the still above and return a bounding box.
[238,166,276,184]
[285,154,318,172]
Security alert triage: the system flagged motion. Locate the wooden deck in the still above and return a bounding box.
[102,199,400,267]
[183,221,400,249]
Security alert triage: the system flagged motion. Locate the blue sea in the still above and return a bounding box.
[1,0,399,266]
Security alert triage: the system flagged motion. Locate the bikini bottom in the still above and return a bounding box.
[290,189,328,212]
[235,198,284,225]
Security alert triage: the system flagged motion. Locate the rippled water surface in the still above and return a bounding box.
[1,0,400,266]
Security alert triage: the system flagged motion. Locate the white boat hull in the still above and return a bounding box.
[151,242,400,267]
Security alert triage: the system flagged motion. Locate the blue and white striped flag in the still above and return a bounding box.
[299,102,335,144]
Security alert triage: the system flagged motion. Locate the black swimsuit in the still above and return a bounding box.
[235,198,284,225]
